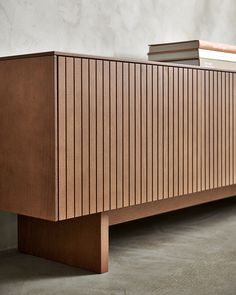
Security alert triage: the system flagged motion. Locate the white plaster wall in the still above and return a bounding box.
[0,0,236,250]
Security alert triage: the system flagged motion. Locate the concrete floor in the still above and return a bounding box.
[0,197,236,295]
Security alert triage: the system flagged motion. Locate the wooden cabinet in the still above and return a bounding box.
[0,51,236,273]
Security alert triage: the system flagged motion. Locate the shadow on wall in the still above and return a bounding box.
[0,212,17,251]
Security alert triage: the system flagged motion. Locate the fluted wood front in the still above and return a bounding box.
[57,55,236,220]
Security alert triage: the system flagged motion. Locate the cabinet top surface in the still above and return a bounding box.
[0,51,236,73]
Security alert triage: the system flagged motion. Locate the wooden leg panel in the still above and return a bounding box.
[18,213,109,273]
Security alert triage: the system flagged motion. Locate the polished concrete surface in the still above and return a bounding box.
[0,197,236,295]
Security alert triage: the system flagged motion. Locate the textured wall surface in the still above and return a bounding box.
[0,0,236,250]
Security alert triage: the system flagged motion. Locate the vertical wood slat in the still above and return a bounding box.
[129,63,135,206]
[178,68,184,196]
[141,64,147,203]
[89,59,97,214]
[110,61,117,210]
[213,71,218,188]
[192,69,197,193]
[222,72,226,186]
[234,73,236,184]
[158,66,164,199]
[200,70,205,192]
[96,60,103,212]
[58,57,66,220]
[168,67,174,198]
[103,61,110,211]
[173,68,179,196]
[57,56,236,220]
[225,73,230,186]
[152,66,158,201]
[147,65,153,201]
[74,58,82,217]
[123,63,129,207]
[209,71,214,189]
[65,57,75,218]
[217,72,222,188]
[81,59,89,215]
[183,69,188,195]
[163,67,169,199]
[188,69,193,194]
[135,64,141,205]
[205,70,210,190]
[116,62,123,209]
[229,73,233,185]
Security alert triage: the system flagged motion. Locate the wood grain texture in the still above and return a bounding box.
[0,56,56,220]
[1,52,236,222]
[55,55,236,219]
[108,184,236,225]
[18,213,109,273]
[1,51,236,275]
[96,60,104,213]
[123,63,129,208]
[197,70,203,192]
[74,58,82,217]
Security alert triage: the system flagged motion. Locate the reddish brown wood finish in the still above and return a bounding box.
[18,213,109,273]
[1,51,236,273]
[56,54,236,220]
[0,55,57,220]
[18,185,236,273]
[0,51,236,221]
[108,184,236,225]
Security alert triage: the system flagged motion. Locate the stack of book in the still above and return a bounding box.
[148,40,236,71]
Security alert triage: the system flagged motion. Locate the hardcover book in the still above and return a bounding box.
[148,40,236,71]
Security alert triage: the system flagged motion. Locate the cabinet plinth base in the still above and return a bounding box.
[18,213,109,273]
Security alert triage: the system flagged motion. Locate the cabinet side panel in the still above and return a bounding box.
[0,56,56,220]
